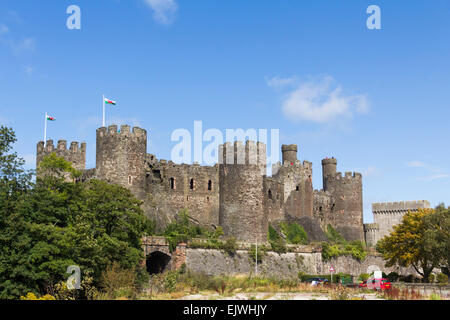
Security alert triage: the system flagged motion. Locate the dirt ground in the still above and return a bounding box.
[178,292,384,300]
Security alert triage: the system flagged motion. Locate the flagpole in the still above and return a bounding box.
[44,112,47,144]
[255,239,258,275]
[102,94,105,127]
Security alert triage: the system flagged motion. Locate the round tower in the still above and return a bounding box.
[96,124,147,198]
[324,171,364,241]
[321,158,337,190]
[218,140,267,243]
[281,144,298,164]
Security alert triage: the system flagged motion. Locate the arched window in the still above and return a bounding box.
[208,180,212,191]
[268,189,272,199]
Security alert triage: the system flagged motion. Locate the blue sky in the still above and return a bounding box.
[1,0,450,223]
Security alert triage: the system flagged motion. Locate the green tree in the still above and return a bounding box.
[0,146,153,299]
[0,126,34,298]
[422,205,450,275]
[376,209,439,281]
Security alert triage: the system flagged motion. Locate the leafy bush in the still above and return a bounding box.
[268,225,280,242]
[437,273,448,284]
[163,209,220,252]
[268,224,287,254]
[358,273,370,282]
[428,273,436,283]
[321,242,341,261]
[223,237,237,255]
[325,225,346,244]
[321,227,367,261]
[387,272,399,282]
[100,262,137,299]
[20,293,56,300]
[270,238,287,254]
[280,222,308,245]
[248,244,267,263]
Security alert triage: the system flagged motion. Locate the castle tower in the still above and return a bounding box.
[36,139,86,173]
[96,124,147,198]
[371,200,430,244]
[218,141,267,242]
[281,144,298,164]
[321,157,337,190]
[322,170,364,241]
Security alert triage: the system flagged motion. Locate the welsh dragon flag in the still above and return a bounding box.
[104,97,116,105]
[46,115,56,121]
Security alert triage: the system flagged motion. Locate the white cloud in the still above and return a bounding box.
[143,0,178,25]
[406,161,426,168]
[363,166,377,177]
[420,174,450,181]
[277,75,368,123]
[0,24,9,35]
[266,75,297,89]
[14,37,35,53]
[24,65,34,76]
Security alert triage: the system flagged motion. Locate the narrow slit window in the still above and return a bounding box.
[208,180,212,191]
[190,178,194,190]
[170,177,175,190]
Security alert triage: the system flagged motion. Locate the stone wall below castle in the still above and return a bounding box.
[185,248,419,279]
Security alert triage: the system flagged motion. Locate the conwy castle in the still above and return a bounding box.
[36,124,430,246]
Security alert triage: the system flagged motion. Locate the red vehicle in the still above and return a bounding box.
[359,278,391,290]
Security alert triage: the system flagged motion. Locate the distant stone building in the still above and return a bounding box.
[36,124,366,244]
[364,200,431,246]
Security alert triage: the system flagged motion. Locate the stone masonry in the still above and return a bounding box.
[36,123,401,246]
[364,200,431,246]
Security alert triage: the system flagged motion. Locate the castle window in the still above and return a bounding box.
[208,180,212,191]
[319,206,323,213]
[331,203,335,211]
[128,176,132,185]
[190,178,194,190]
[296,186,299,191]
[268,189,272,199]
[170,177,176,190]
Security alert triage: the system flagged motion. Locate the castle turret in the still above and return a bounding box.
[321,157,337,190]
[281,144,298,164]
[36,139,86,173]
[218,141,267,242]
[322,171,364,241]
[96,124,147,198]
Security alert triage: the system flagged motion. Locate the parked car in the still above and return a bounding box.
[305,277,329,284]
[361,278,391,290]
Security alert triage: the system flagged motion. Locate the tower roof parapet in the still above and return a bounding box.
[218,140,266,166]
[372,200,431,213]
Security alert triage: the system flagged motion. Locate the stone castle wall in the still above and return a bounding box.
[185,248,419,279]
[145,159,219,230]
[364,200,431,246]
[37,139,86,171]
[36,123,369,246]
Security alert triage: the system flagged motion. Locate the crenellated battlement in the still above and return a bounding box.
[372,200,430,213]
[36,139,86,171]
[326,171,362,181]
[218,140,266,166]
[96,124,147,139]
[363,223,379,231]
